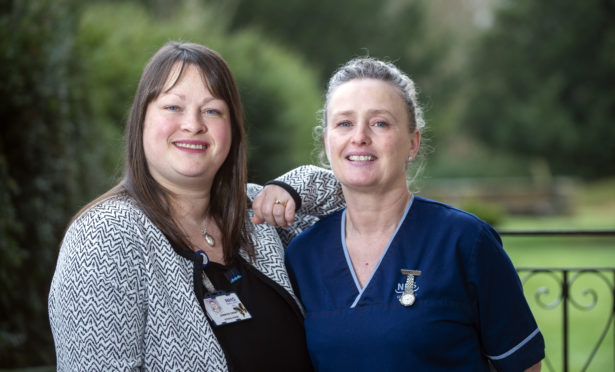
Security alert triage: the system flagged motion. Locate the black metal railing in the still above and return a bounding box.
[500,230,615,372]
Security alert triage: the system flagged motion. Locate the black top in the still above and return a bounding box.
[200,256,314,372]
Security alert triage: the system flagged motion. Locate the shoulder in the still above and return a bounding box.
[70,194,149,234]
[53,195,155,297]
[412,195,496,235]
[412,195,482,223]
[62,195,158,260]
[410,196,502,260]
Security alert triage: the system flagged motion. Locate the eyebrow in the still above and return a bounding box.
[163,92,186,100]
[367,109,395,117]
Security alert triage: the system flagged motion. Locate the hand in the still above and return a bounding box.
[251,185,296,228]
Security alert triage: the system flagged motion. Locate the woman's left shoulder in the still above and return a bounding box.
[413,195,493,231]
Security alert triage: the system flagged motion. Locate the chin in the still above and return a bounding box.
[341,178,377,189]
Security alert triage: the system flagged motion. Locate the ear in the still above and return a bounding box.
[408,130,421,159]
[323,131,331,161]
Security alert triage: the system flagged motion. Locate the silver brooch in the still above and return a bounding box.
[399,269,421,307]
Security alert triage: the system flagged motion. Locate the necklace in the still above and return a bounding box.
[200,224,216,247]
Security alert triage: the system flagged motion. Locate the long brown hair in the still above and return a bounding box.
[74,41,251,261]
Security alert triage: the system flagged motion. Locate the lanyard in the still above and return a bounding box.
[196,250,216,293]
[195,250,252,326]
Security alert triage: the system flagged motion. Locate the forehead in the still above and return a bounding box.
[161,62,210,93]
[328,79,406,114]
[327,79,405,110]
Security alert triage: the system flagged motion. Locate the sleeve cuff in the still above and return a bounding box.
[264,180,302,210]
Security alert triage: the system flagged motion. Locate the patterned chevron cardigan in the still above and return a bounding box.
[49,166,343,371]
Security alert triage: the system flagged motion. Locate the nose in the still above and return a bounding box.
[181,110,206,133]
[351,122,371,145]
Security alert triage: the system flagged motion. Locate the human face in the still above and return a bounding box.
[143,63,232,193]
[324,79,420,193]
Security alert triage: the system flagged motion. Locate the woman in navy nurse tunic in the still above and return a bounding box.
[285,57,545,372]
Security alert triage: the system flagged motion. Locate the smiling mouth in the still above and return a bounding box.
[347,155,376,161]
[174,142,208,150]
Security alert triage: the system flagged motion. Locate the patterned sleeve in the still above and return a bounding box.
[48,200,147,371]
[247,165,345,246]
[269,165,344,216]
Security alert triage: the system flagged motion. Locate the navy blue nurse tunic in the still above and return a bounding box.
[286,195,545,372]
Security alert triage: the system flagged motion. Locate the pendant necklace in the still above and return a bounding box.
[200,223,216,247]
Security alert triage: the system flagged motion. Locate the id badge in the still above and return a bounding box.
[204,292,252,326]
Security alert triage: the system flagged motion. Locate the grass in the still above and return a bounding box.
[500,178,615,371]
[508,246,614,371]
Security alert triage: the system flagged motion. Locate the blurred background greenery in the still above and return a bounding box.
[1,0,613,368]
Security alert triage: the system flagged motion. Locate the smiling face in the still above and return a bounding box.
[324,78,420,193]
[142,63,232,193]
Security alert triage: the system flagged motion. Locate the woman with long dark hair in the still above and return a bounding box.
[49,41,342,371]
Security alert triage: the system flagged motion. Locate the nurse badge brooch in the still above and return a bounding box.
[399,269,421,307]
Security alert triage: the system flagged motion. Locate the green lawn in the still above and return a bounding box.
[505,237,614,371]
[500,178,615,371]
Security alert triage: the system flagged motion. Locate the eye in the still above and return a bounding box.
[337,121,352,128]
[373,121,388,128]
[165,105,180,112]
[204,108,222,116]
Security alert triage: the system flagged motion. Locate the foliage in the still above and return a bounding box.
[463,0,615,179]
[229,0,443,83]
[0,0,105,366]
[223,31,322,180]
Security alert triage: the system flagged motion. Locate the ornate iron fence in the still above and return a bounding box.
[500,230,615,372]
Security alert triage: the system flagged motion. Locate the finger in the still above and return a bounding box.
[262,187,283,226]
[251,214,265,225]
[256,193,275,225]
[272,202,287,227]
[284,199,296,227]
[252,192,263,213]
[252,193,266,224]
[263,200,277,225]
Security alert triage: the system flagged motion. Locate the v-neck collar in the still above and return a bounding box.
[341,194,415,308]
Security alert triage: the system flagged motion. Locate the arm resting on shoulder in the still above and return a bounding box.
[248,165,344,244]
[273,165,344,216]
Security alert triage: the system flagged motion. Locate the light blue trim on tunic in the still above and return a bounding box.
[342,194,415,308]
[486,328,541,360]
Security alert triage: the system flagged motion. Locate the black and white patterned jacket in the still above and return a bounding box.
[48,166,342,371]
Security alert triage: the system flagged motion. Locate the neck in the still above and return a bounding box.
[344,186,411,237]
[169,189,212,225]
[152,173,214,223]
[171,189,226,261]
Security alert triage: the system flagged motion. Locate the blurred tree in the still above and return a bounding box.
[228,0,442,84]
[463,0,615,179]
[0,0,105,366]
